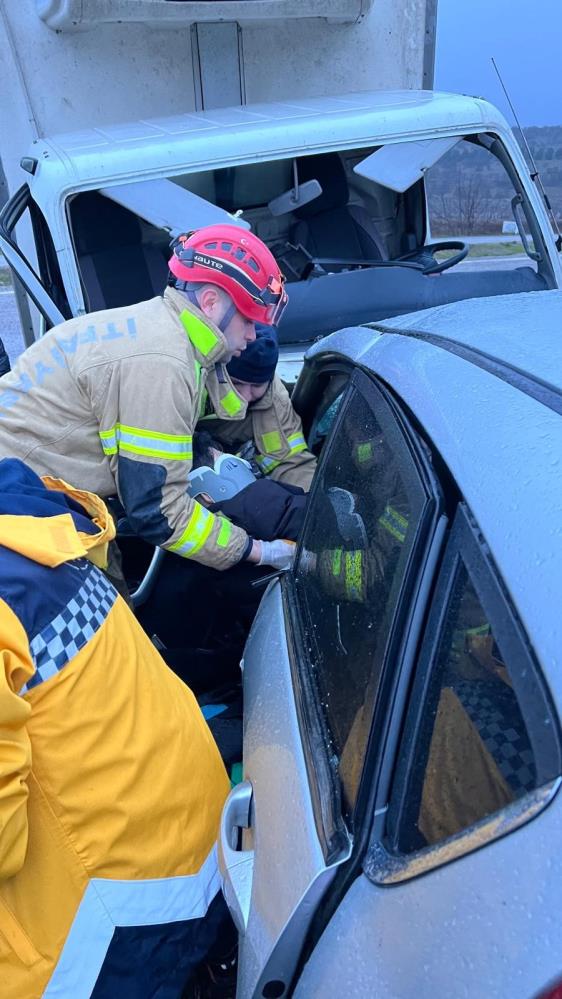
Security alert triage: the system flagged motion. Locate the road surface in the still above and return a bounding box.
[0,286,25,364]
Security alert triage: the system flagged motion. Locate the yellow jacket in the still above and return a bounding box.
[0,460,229,998]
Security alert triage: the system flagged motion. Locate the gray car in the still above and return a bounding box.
[219,289,562,999]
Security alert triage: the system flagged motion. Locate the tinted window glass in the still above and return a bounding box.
[293,379,427,812]
[391,515,560,853]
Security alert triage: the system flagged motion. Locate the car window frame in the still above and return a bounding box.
[282,364,446,859]
[365,502,562,886]
[0,183,65,331]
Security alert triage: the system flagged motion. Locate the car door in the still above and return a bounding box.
[0,183,67,336]
[292,503,562,998]
[218,366,446,999]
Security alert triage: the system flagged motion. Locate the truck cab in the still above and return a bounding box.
[2,88,560,379]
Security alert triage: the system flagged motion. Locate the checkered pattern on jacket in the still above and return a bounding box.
[453,678,536,795]
[20,565,117,694]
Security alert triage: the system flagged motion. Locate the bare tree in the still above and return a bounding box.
[427,167,505,235]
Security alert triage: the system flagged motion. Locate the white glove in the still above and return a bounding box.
[258,539,296,570]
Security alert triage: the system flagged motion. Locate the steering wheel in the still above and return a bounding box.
[395,240,469,275]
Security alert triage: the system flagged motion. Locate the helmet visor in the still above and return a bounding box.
[260,275,288,326]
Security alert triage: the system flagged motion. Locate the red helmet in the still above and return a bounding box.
[168,224,288,326]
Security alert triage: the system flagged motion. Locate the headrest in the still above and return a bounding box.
[294,154,349,219]
[72,192,143,254]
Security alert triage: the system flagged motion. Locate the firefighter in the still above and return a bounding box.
[200,326,317,491]
[0,225,295,583]
[0,458,232,999]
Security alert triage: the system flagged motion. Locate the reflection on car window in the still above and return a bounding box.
[294,381,426,814]
[307,374,349,453]
[395,556,556,853]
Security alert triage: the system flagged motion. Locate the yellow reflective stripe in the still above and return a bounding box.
[262,430,282,453]
[378,504,407,543]
[331,548,342,576]
[288,436,306,455]
[180,309,220,357]
[198,387,209,420]
[221,390,243,416]
[99,424,192,461]
[344,550,363,601]
[99,429,117,455]
[216,518,232,548]
[194,360,202,389]
[288,432,305,447]
[256,454,281,475]
[465,623,491,638]
[169,504,215,558]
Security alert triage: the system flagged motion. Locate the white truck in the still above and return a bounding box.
[0,0,560,377]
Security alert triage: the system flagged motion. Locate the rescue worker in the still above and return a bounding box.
[0,458,231,999]
[200,326,317,491]
[0,224,295,585]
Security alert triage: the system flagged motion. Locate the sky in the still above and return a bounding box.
[435,0,562,126]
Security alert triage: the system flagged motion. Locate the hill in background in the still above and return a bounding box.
[426,125,562,235]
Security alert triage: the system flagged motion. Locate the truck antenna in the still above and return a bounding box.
[491,57,562,251]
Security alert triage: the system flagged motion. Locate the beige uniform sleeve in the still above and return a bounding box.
[0,601,33,880]
[254,377,317,492]
[87,354,249,570]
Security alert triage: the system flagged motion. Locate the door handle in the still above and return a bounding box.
[218,780,254,934]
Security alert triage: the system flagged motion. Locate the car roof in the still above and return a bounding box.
[29,89,508,197]
[376,289,562,394]
[306,290,562,703]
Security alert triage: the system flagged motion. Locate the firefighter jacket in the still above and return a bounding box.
[200,373,317,491]
[0,289,250,570]
[0,459,229,999]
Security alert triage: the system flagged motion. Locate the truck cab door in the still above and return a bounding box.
[0,183,67,339]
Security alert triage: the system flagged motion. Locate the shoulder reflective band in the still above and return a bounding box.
[287,431,306,455]
[378,504,408,544]
[99,425,192,461]
[168,504,215,558]
[180,309,221,357]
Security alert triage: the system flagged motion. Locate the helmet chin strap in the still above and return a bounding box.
[217,301,237,334]
[183,287,238,335]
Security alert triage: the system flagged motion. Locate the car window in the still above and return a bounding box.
[306,373,350,453]
[424,136,538,271]
[387,506,561,855]
[292,373,430,815]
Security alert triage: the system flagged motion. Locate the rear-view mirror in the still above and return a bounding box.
[268,179,323,217]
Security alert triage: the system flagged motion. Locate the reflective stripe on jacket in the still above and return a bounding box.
[0,289,248,570]
[200,374,317,492]
[0,464,229,998]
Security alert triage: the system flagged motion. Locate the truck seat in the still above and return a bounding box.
[70,192,168,310]
[290,153,387,262]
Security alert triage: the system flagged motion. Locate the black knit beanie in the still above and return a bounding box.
[227,326,279,384]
